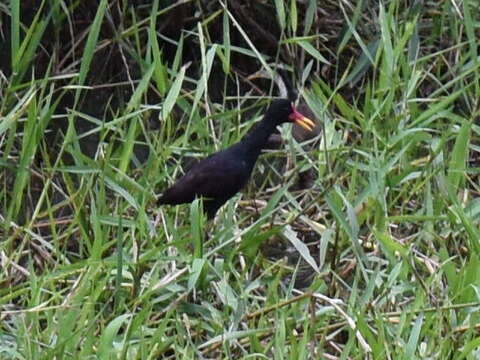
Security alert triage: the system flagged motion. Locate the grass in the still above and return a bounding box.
[1,0,480,358]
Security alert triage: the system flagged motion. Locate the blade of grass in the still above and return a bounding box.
[162,63,187,120]
[74,0,108,105]
[10,0,20,68]
[447,119,470,190]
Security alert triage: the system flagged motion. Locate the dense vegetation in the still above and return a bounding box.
[1,0,479,358]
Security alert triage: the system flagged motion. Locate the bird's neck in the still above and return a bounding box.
[237,119,277,162]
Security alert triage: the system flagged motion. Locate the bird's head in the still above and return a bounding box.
[266,99,315,131]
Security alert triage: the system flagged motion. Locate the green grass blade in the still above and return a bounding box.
[10,0,20,68]
[74,0,108,104]
[448,120,471,189]
[162,63,187,120]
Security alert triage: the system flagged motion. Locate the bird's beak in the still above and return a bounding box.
[289,107,315,131]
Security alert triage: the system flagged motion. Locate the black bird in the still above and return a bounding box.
[158,99,315,219]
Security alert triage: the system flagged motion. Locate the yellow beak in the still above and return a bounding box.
[289,107,316,131]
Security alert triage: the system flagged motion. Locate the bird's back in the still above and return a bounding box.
[158,146,254,208]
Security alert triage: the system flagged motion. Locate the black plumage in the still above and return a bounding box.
[158,99,315,219]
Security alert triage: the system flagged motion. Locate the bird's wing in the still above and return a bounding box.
[158,153,247,205]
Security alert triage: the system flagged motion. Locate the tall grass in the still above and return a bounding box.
[1,1,479,358]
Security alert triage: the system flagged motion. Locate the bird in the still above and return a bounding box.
[157,99,315,219]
